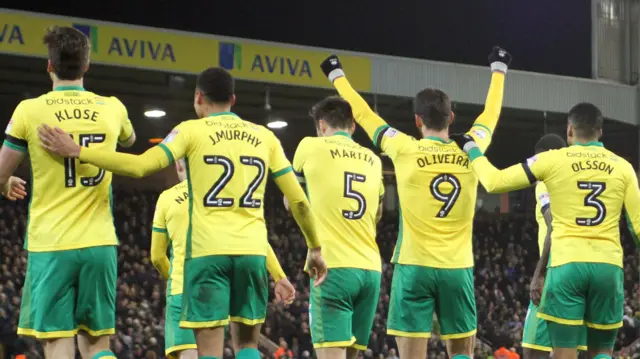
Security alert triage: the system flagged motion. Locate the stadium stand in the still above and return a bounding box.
[0,186,638,359]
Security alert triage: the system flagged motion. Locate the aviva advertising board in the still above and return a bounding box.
[0,9,371,91]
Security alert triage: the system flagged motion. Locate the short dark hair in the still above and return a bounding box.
[43,26,90,80]
[413,89,452,131]
[568,102,603,139]
[196,67,234,104]
[535,134,566,154]
[309,96,354,129]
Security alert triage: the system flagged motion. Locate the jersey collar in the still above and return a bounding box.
[333,131,352,139]
[424,135,453,144]
[54,86,85,91]
[574,141,604,147]
[206,111,238,118]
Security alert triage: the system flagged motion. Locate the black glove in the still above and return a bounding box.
[450,133,478,153]
[320,55,345,81]
[488,46,512,73]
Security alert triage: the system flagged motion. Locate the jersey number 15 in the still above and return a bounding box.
[64,133,106,188]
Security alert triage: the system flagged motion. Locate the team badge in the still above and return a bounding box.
[386,128,398,138]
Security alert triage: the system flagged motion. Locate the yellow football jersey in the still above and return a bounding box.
[159,112,292,258]
[152,181,189,295]
[471,142,640,268]
[293,133,384,271]
[534,181,551,253]
[3,86,134,252]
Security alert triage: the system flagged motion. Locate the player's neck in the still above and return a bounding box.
[52,79,84,90]
[421,128,449,142]
[573,136,600,145]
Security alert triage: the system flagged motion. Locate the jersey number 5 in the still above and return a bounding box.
[203,155,266,208]
[64,134,106,188]
[343,172,367,220]
[430,173,461,218]
[576,181,606,226]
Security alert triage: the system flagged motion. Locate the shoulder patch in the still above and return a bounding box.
[538,192,550,206]
[473,129,487,140]
[526,155,538,166]
[162,129,179,144]
[5,119,13,134]
[386,128,398,138]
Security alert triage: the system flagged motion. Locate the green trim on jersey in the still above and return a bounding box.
[53,86,85,91]
[185,158,194,259]
[272,166,293,179]
[391,208,404,263]
[574,141,604,147]
[372,125,390,147]
[468,147,483,161]
[152,227,168,233]
[334,131,352,138]
[3,140,27,152]
[424,136,453,144]
[471,123,493,137]
[158,144,175,164]
[207,111,238,118]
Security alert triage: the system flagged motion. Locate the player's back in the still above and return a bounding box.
[383,132,477,268]
[293,134,383,271]
[169,113,286,258]
[532,143,634,267]
[156,180,189,296]
[6,87,132,251]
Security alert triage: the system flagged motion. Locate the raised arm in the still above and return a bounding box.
[466,47,511,153]
[321,56,388,145]
[38,124,175,178]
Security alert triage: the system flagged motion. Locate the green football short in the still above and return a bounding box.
[387,264,476,339]
[180,255,268,329]
[18,245,117,339]
[165,294,197,356]
[309,268,381,350]
[538,262,624,330]
[522,301,587,351]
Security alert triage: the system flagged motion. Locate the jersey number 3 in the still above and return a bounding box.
[576,181,606,226]
[203,155,266,208]
[64,134,106,188]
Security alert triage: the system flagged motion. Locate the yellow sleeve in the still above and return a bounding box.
[151,195,170,280]
[113,98,134,143]
[275,171,321,248]
[270,132,294,178]
[623,167,640,248]
[3,101,29,152]
[466,72,506,152]
[333,77,387,143]
[161,123,190,162]
[266,244,286,282]
[79,145,171,178]
[292,137,311,183]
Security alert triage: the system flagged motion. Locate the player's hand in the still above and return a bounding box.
[1,176,27,201]
[306,247,328,287]
[274,277,296,306]
[488,46,512,73]
[530,274,545,306]
[38,124,81,158]
[450,133,478,154]
[320,55,345,82]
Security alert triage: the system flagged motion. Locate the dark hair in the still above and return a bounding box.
[309,96,354,129]
[413,89,452,131]
[196,67,234,103]
[43,26,90,80]
[567,102,603,139]
[535,134,566,154]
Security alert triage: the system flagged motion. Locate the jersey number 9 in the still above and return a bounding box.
[203,155,266,208]
[64,133,106,188]
[430,173,461,218]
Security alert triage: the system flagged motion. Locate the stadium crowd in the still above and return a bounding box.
[0,187,638,359]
